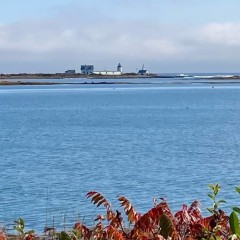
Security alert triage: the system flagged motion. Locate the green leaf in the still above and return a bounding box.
[235,187,240,194]
[206,207,213,213]
[159,214,174,239]
[59,231,71,240]
[214,203,218,209]
[13,226,24,235]
[217,200,226,204]
[213,184,220,195]
[18,218,25,228]
[230,211,240,235]
[208,193,214,200]
[208,184,214,190]
[232,207,240,214]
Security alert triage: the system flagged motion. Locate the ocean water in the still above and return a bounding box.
[0,81,240,232]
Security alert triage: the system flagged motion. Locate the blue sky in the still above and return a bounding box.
[1,0,240,73]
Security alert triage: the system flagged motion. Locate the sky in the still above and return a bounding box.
[1,0,240,73]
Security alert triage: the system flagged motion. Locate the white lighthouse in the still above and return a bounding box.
[117,63,122,73]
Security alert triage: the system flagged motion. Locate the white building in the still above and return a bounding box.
[81,65,94,74]
[93,71,122,76]
[138,64,149,75]
[93,63,123,76]
[117,63,122,72]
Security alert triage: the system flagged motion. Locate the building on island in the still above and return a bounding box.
[138,64,149,75]
[80,63,123,75]
[117,63,122,72]
[93,63,123,76]
[65,70,76,74]
[81,65,94,74]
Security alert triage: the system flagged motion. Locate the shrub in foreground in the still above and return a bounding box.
[2,184,240,240]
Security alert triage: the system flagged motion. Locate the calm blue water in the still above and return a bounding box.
[0,81,240,232]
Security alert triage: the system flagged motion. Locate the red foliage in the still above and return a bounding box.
[24,234,35,240]
[0,232,6,240]
[75,191,232,240]
[191,210,230,239]
[107,226,125,240]
[118,196,140,224]
[74,222,92,240]
[86,191,110,209]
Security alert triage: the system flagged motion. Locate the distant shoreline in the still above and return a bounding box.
[1,73,240,86]
[0,81,58,86]
[0,73,157,80]
[0,81,134,86]
[1,73,240,81]
[2,80,240,87]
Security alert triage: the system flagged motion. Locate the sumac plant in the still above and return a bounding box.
[2,184,239,240]
[72,185,232,240]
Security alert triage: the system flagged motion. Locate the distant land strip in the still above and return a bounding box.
[0,81,136,86]
[0,73,157,79]
[1,73,240,86]
[1,73,240,80]
[0,81,57,85]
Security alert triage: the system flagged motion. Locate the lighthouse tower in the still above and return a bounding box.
[117,63,122,73]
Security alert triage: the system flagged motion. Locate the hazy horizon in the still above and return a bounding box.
[1,0,240,73]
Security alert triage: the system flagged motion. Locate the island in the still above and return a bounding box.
[1,72,240,86]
